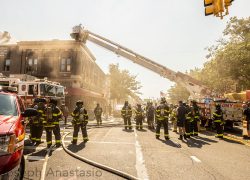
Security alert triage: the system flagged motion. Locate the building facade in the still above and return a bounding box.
[0,40,107,111]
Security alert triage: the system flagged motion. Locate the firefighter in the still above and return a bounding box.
[190,101,200,136]
[171,105,178,132]
[243,102,250,138]
[44,99,62,148]
[71,100,89,144]
[94,103,103,126]
[32,98,46,146]
[176,101,186,140]
[60,103,69,125]
[212,104,224,138]
[155,97,170,140]
[43,100,54,148]
[184,102,192,139]
[146,102,155,130]
[134,103,144,130]
[121,101,133,130]
[29,98,39,145]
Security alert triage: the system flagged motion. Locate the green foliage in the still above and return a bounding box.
[109,64,142,102]
[193,16,250,94]
[167,84,190,104]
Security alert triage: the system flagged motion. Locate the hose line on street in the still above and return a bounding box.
[62,132,139,180]
[40,144,55,180]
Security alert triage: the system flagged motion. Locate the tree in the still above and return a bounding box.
[188,17,250,95]
[109,64,142,102]
[169,17,249,101]
[167,84,190,104]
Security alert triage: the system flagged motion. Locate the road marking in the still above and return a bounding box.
[101,128,113,141]
[62,140,134,145]
[89,141,134,145]
[24,155,45,161]
[134,130,149,180]
[190,156,201,163]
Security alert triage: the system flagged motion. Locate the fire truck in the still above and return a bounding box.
[197,98,243,129]
[0,75,65,106]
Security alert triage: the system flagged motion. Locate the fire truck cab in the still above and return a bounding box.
[0,75,65,107]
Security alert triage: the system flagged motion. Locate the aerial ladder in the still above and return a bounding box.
[70,25,210,99]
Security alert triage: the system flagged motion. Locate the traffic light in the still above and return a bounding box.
[204,0,224,17]
[224,0,234,6]
[204,0,234,19]
[204,0,214,16]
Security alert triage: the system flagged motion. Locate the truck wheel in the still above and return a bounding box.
[225,121,233,131]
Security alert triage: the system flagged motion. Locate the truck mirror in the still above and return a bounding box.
[21,108,38,117]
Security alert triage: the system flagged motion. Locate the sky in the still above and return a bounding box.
[0,0,249,99]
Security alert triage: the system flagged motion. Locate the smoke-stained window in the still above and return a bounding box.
[60,58,71,72]
[27,58,38,72]
[3,59,11,71]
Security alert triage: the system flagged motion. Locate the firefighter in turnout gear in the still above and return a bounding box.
[71,100,89,144]
[155,97,170,140]
[190,101,200,136]
[184,103,192,139]
[94,103,103,126]
[171,106,178,132]
[212,104,224,138]
[121,101,133,130]
[32,98,46,146]
[177,101,186,140]
[44,99,62,148]
[146,102,155,130]
[29,99,39,144]
[134,104,144,130]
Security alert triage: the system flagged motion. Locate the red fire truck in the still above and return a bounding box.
[198,98,243,129]
[0,76,65,106]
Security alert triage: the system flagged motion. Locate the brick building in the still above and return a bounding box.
[0,40,107,111]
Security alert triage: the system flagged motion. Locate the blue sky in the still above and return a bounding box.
[0,0,249,99]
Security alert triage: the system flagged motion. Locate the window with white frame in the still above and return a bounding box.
[60,58,71,72]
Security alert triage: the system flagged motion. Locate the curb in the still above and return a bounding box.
[223,133,250,147]
[200,130,250,147]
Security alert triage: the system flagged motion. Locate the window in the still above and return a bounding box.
[60,58,71,72]
[0,94,17,116]
[4,59,11,71]
[55,86,64,97]
[28,84,38,96]
[40,84,56,96]
[27,58,38,72]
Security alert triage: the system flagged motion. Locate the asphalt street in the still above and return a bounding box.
[23,117,250,180]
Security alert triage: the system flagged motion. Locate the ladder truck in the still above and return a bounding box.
[70,25,210,99]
